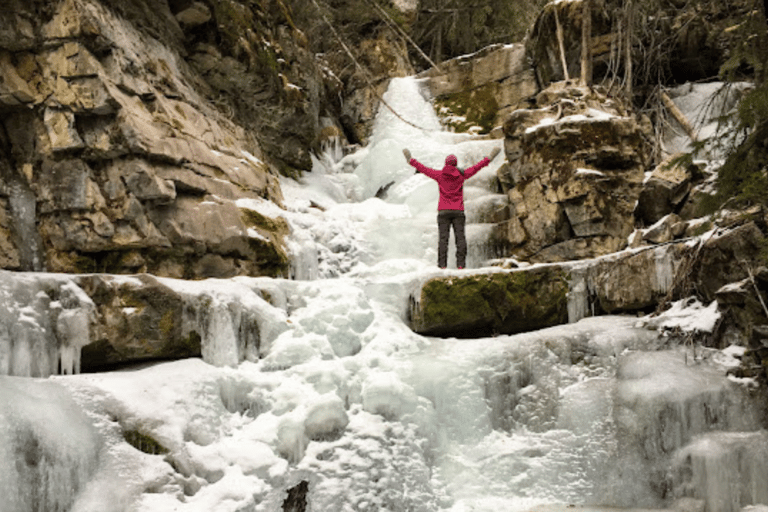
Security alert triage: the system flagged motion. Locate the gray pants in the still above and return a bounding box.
[437,210,466,268]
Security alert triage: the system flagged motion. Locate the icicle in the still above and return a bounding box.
[200,301,240,368]
[56,308,90,375]
[287,232,319,281]
[672,431,768,512]
[0,378,100,512]
[654,245,675,293]
[567,266,590,323]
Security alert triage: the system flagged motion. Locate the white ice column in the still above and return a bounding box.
[672,431,768,512]
[0,378,100,512]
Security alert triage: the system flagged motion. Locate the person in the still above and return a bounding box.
[403,146,501,269]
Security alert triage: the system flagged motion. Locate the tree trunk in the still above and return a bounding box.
[580,0,592,85]
[554,6,570,81]
[624,0,633,98]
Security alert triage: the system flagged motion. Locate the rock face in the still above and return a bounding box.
[418,44,538,134]
[339,29,416,145]
[0,269,284,375]
[0,0,425,277]
[0,0,297,278]
[495,81,650,262]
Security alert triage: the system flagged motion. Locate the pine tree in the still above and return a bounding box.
[702,0,768,212]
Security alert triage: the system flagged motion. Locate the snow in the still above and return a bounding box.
[1,77,766,512]
[525,108,617,134]
[638,297,721,333]
[662,81,752,161]
[392,0,418,12]
[576,168,605,177]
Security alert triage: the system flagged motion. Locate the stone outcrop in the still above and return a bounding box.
[410,217,768,339]
[494,81,651,263]
[418,43,538,134]
[408,266,570,338]
[0,0,298,278]
[409,242,681,338]
[0,269,286,376]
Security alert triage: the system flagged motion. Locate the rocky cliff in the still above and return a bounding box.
[0,0,415,279]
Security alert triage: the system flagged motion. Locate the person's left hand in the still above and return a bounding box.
[403,148,412,162]
[488,147,501,161]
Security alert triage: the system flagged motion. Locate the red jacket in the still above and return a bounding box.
[409,154,491,211]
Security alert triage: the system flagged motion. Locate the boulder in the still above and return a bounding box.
[691,222,766,301]
[636,155,697,225]
[409,266,570,338]
[410,232,744,336]
[419,44,538,134]
[497,82,650,263]
[76,274,200,371]
[175,2,211,28]
[642,213,683,245]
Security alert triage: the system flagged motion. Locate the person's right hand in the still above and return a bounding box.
[403,148,412,162]
[488,147,501,161]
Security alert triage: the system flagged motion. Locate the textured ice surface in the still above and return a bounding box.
[0,377,100,512]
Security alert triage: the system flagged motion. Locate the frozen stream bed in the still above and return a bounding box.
[1,77,767,512]
[2,279,766,512]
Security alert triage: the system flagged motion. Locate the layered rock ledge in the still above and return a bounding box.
[409,221,767,339]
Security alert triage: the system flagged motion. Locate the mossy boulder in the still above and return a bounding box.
[435,84,500,134]
[77,274,200,371]
[420,43,538,133]
[409,266,569,338]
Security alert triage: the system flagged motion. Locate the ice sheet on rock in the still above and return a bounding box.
[611,349,767,509]
[662,82,751,159]
[639,297,721,333]
[59,359,296,512]
[0,377,101,512]
[158,276,290,366]
[297,410,440,512]
[617,350,763,433]
[0,271,94,377]
[400,317,662,507]
[262,278,376,369]
[672,431,768,512]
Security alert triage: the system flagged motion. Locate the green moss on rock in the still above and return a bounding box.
[241,208,290,235]
[435,84,500,134]
[411,267,569,337]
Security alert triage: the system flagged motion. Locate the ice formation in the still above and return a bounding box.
[0,77,766,512]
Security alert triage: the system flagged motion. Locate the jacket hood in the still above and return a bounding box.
[443,154,461,176]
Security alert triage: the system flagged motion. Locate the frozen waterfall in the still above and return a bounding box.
[0,77,767,512]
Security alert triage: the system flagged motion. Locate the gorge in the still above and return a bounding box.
[1,0,768,511]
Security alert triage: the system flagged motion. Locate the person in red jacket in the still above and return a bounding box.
[403,147,501,269]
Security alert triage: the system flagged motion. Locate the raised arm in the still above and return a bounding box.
[403,148,440,180]
[463,147,501,180]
